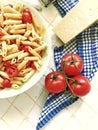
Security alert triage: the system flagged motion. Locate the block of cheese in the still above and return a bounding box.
[53,0,98,44]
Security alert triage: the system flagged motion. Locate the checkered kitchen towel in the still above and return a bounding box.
[36,0,98,130]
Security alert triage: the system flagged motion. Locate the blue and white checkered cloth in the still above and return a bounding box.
[36,0,98,130]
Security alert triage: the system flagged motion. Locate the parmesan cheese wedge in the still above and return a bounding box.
[53,0,98,44]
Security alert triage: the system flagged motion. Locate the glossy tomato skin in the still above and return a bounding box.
[61,53,83,76]
[0,30,5,37]
[6,65,19,77]
[2,78,12,88]
[22,8,32,23]
[45,71,67,93]
[68,75,91,96]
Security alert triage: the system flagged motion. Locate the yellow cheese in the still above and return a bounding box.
[53,0,98,44]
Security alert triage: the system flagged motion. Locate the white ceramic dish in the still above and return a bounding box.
[0,1,52,98]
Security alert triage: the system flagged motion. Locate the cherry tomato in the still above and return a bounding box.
[22,8,31,13]
[26,60,32,67]
[18,45,30,53]
[26,60,36,70]
[68,75,91,96]
[45,71,67,93]
[31,63,36,70]
[61,53,83,76]
[22,8,32,23]
[4,60,11,67]
[0,30,5,37]
[6,65,19,77]
[2,78,12,88]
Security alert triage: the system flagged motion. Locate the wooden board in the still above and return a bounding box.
[53,0,98,44]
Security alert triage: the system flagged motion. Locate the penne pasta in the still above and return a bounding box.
[4,19,22,25]
[12,84,21,89]
[24,56,39,61]
[0,77,3,83]
[34,44,46,52]
[0,13,4,27]
[4,13,22,19]
[28,47,41,59]
[0,71,9,79]
[22,70,35,82]
[13,77,24,81]
[15,3,24,13]
[19,68,32,75]
[11,80,22,85]
[18,52,29,60]
[17,58,28,70]
[1,41,7,57]
[3,51,23,61]
[0,35,27,40]
[3,6,19,13]
[10,29,26,34]
[0,3,47,89]
[12,24,26,30]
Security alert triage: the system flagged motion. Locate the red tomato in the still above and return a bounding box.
[26,60,36,70]
[2,78,12,88]
[0,30,5,37]
[45,71,67,93]
[26,60,32,67]
[22,8,32,24]
[4,60,11,67]
[31,63,36,70]
[18,45,30,53]
[68,75,91,96]
[61,53,83,76]
[11,40,16,44]
[22,8,31,13]
[6,65,19,77]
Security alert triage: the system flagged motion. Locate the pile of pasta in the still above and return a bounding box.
[0,3,47,89]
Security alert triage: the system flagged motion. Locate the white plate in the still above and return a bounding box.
[0,1,52,98]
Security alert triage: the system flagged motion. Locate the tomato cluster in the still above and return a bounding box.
[45,53,91,97]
